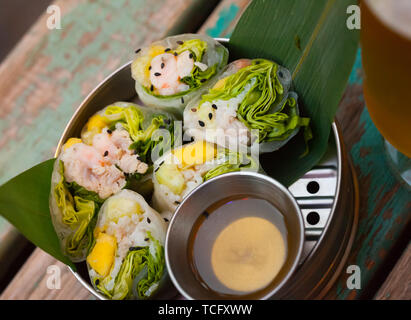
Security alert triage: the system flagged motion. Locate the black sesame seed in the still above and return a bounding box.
[107,129,112,134]
[174,201,181,205]
[159,125,165,129]
[129,246,143,251]
[104,150,109,157]
[164,218,169,222]
[154,72,161,76]
[189,53,193,59]
[165,48,171,52]
[150,84,154,91]
[159,161,164,167]
[95,279,100,285]
[136,155,142,161]
[135,48,141,54]
[161,62,165,69]
[212,104,217,110]
[154,167,159,172]
[279,71,284,78]
[198,120,205,127]
[181,97,184,104]
[164,119,171,125]
[144,238,149,241]
[174,52,178,56]
[255,61,260,65]
[148,66,152,70]
[200,79,206,83]
[147,217,151,224]
[177,40,184,45]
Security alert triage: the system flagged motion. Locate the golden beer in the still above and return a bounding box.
[361,0,411,157]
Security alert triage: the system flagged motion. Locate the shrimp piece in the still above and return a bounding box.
[150,53,179,94]
[149,50,194,95]
[61,143,126,199]
[92,128,148,174]
[177,51,194,78]
[233,59,252,70]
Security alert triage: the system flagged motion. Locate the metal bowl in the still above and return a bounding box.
[55,39,359,300]
[165,172,305,300]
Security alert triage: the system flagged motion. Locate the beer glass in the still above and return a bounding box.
[361,0,411,187]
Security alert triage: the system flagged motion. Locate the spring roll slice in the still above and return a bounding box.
[184,59,311,153]
[131,34,228,116]
[87,189,167,300]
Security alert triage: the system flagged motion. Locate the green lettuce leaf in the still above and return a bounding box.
[102,105,174,164]
[175,39,207,61]
[64,180,104,205]
[97,232,164,300]
[204,152,258,181]
[129,115,174,164]
[103,105,144,141]
[199,59,310,144]
[54,161,98,257]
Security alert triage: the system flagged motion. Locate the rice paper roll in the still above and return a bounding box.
[49,102,174,262]
[86,190,167,300]
[183,59,311,154]
[152,140,258,214]
[131,34,228,117]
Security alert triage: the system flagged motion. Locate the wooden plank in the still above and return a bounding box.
[0,0,247,299]
[1,249,93,300]
[324,50,411,299]
[374,244,411,300]
[198,0,250,38]
[0,0,219,268]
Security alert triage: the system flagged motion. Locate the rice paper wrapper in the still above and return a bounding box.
[49,157,97,262]
[151,141,259,214]
[183,59,306,154]
[131,34,228,117]
[87,189,171,300]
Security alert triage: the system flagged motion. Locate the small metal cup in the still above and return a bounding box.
[165,171,305,300]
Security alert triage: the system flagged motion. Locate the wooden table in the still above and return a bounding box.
[0,0,409,300]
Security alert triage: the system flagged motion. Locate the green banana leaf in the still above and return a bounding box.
[0,159,75,269]
[228,0,359,186]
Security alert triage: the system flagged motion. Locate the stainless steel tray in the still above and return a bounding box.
[56,42,359,300]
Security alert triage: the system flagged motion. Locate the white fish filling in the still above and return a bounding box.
[61,128,148,199]
[184,78,257,150]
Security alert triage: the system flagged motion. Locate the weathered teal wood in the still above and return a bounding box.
[329,50,411,299]
[0,0,219,285]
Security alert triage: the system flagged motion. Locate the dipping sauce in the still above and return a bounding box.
[188,197,288,296]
